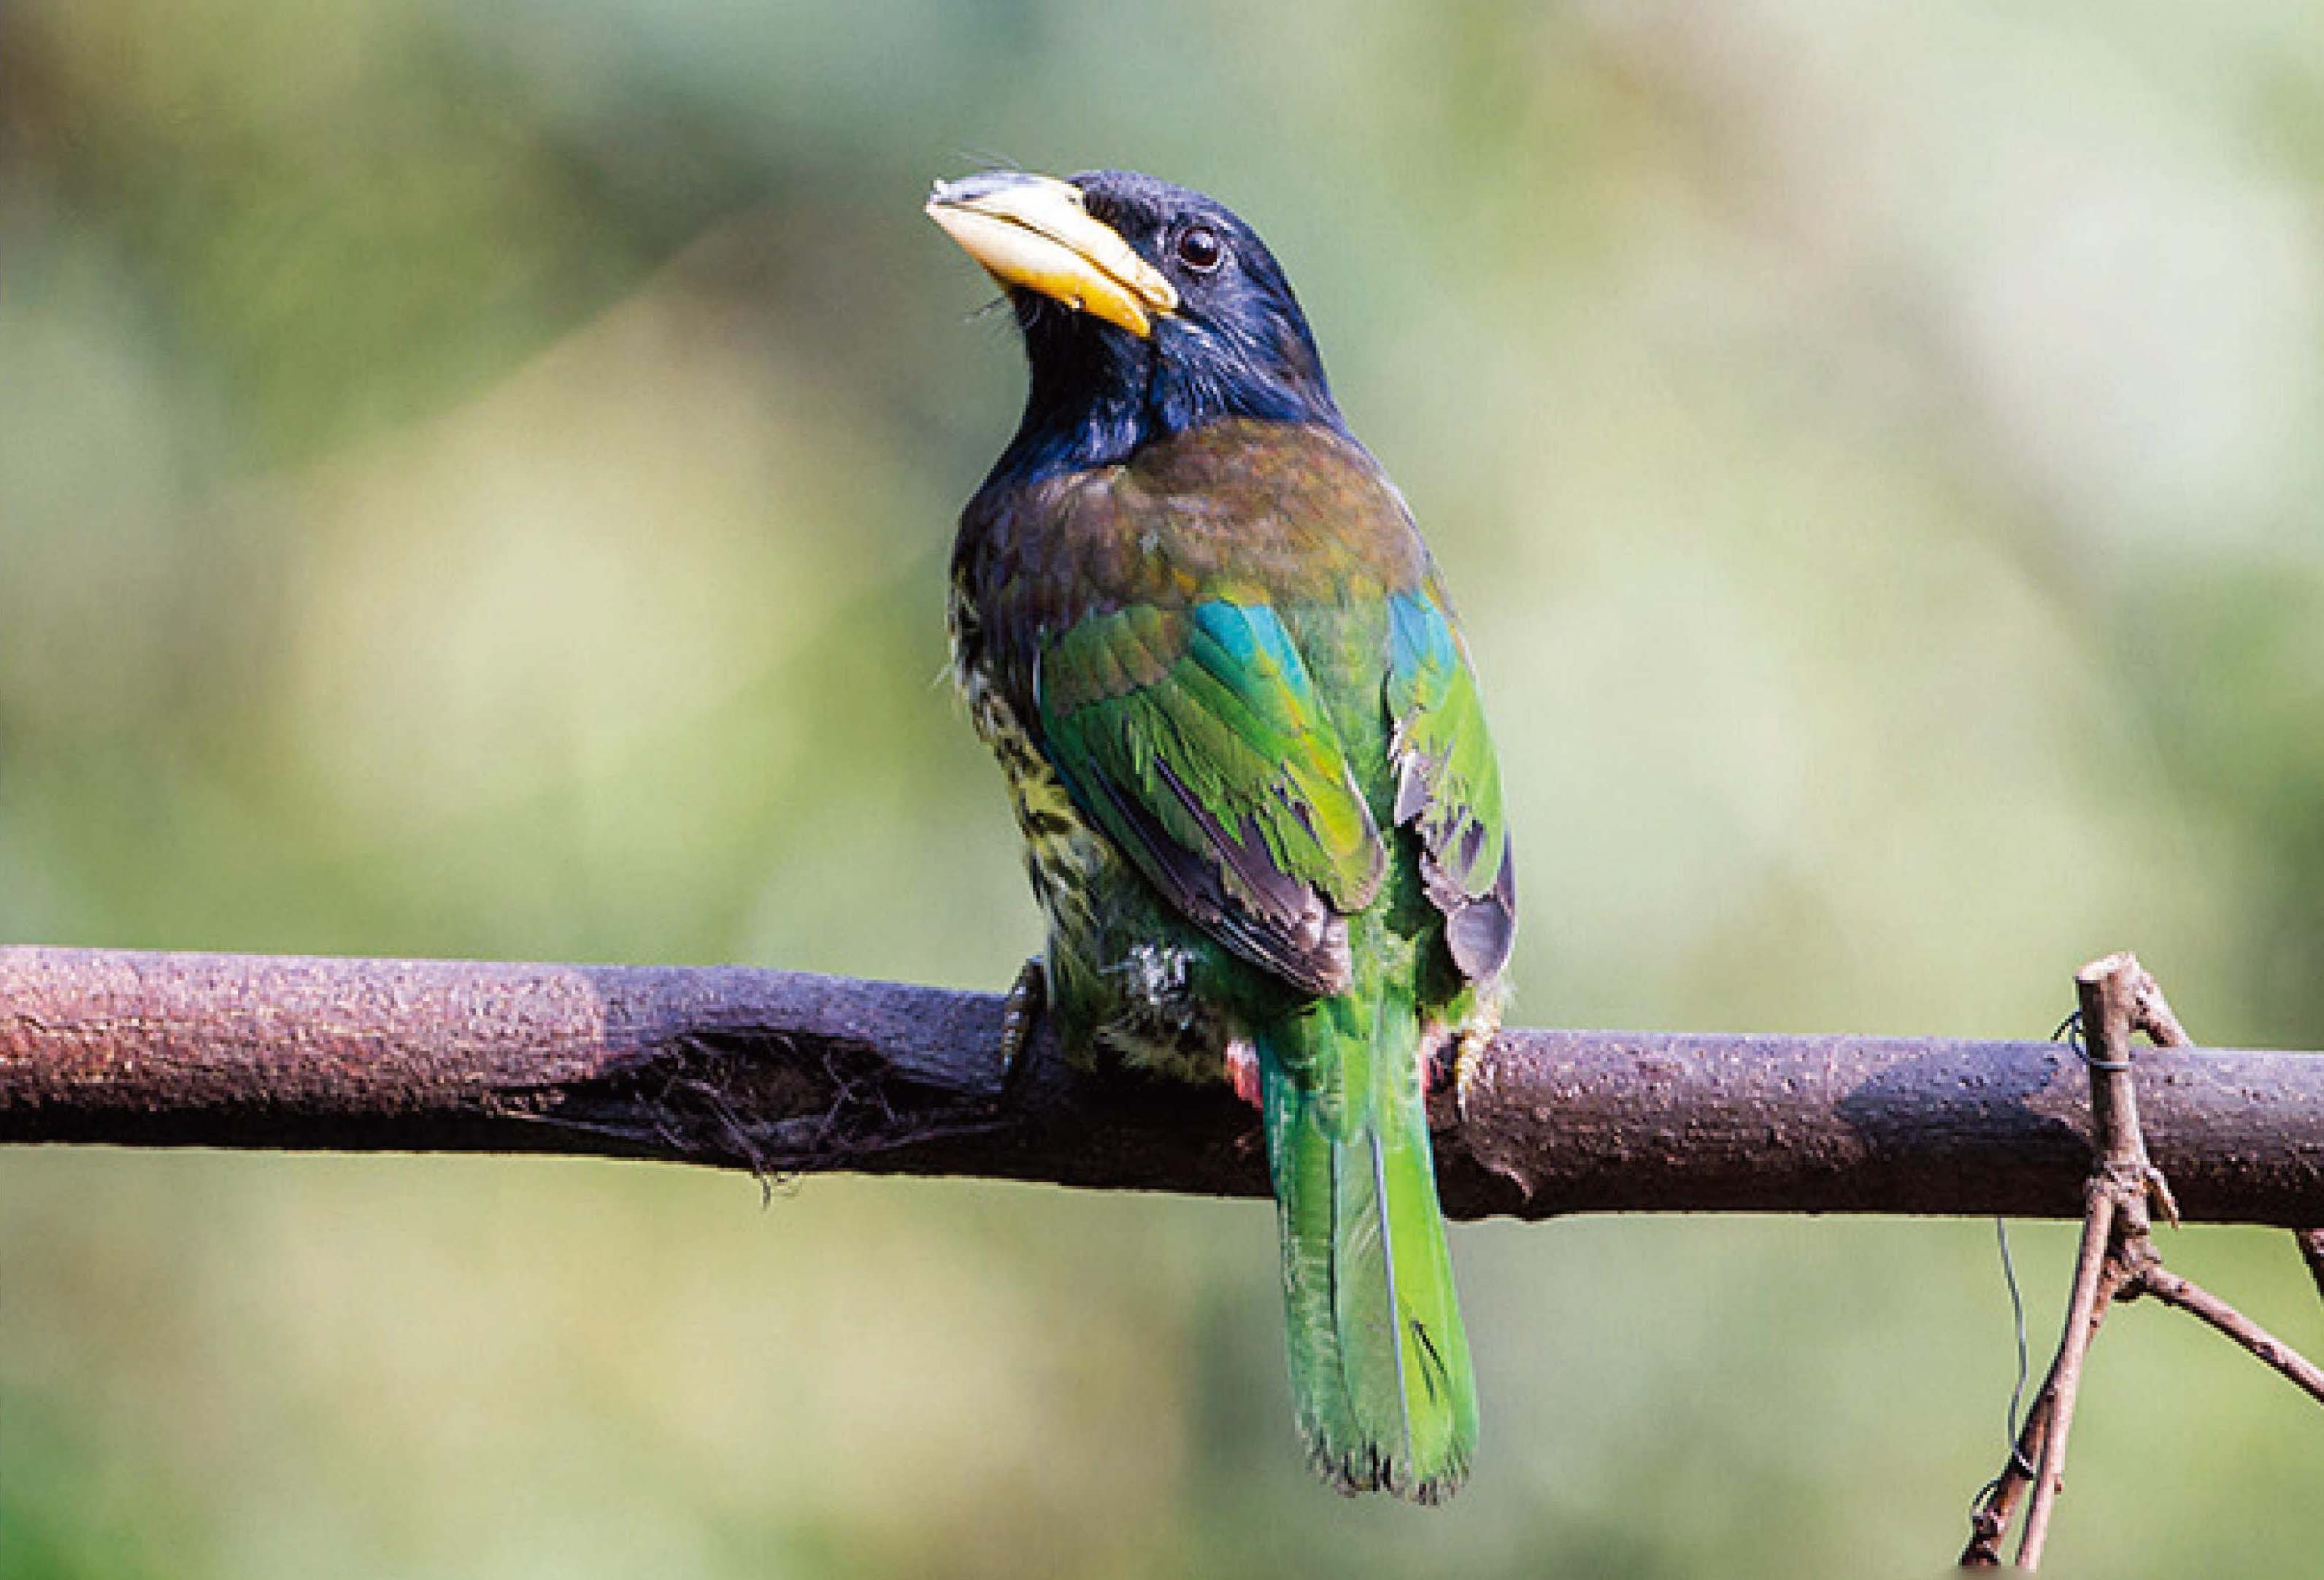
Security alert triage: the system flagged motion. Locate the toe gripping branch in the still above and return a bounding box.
[997,956,1048,1100]
[1961,953,2324,1571]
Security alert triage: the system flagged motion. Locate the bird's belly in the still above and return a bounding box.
[956,664,1230,1084]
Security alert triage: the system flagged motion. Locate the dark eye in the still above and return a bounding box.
[1175,223,1224,274]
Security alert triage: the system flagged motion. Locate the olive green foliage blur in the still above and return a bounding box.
[4,2,2323,1576]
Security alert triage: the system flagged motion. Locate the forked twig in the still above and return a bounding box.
[1961,953,2324,1571]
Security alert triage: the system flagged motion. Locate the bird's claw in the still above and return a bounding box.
[998,956,1047,1089]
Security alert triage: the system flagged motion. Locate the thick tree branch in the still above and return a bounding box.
[4,946,2324,1224]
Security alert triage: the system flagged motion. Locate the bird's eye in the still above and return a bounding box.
[1175,223,1225,274]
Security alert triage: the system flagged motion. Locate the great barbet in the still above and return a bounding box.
[928,169,1515,1503]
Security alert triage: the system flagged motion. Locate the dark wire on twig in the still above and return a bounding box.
[2053,1007,2127,1075]
[1971,1210,2036,1509]
[1996,1216,2034,1480]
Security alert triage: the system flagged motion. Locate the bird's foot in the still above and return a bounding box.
[1225,1038,1263,1111]
[997,956,1047,1089]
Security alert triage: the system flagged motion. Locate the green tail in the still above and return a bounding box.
[1258,981,1478,1503]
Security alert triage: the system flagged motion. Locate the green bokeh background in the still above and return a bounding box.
[5,2,2323,1574]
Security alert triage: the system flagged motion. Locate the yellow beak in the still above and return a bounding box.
[926,172,1179,340]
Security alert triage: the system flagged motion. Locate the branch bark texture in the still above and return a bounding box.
[6,946,2324,1225]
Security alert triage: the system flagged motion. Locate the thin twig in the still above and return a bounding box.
[2080,954,2174,1233]
[2016,1184,2123,1569]
[1963,958,2155,1569]
[1963,1373,2055,1567]
[2129,975,2193,1049]
[2011,956,2152,1570]
[2134,1262,2324,1407]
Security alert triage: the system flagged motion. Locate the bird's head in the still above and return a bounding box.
[928,169,1343,478]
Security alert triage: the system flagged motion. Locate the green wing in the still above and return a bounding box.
[1385,585,1516,981]
[1036,597,1385,995]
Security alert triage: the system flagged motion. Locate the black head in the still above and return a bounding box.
[928,168,1344,483]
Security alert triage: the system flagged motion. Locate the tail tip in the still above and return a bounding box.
[1306,1435,1471,1506]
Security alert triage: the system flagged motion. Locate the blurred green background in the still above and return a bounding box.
[4,1,2322,1574]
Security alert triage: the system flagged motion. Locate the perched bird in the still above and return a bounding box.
[928,169,1515,1503]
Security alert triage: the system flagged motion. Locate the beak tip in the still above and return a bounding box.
[926,168,1170,340]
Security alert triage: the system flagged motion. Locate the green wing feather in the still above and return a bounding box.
[1386,586,1516,981]
[1037,598,1385,994]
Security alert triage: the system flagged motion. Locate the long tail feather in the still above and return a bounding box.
[1258,986,1477,1503]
